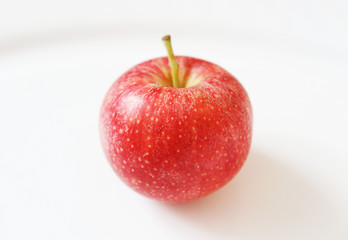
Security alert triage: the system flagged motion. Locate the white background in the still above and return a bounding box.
[1,0,347,239]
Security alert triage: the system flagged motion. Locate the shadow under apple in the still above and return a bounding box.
[153,148,338,239]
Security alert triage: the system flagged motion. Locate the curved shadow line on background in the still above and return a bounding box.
[0,23,321,57]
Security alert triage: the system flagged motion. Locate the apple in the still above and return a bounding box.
[99,35,252,203]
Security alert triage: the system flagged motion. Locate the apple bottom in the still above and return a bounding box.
[108,144,250,203]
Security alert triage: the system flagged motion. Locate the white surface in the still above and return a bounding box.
[1,1,348,239]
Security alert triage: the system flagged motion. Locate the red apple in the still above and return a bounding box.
[99,35,252,203]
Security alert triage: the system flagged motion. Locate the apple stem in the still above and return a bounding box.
[162,35,180,88]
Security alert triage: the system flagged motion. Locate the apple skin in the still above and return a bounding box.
[100,56,252,203]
